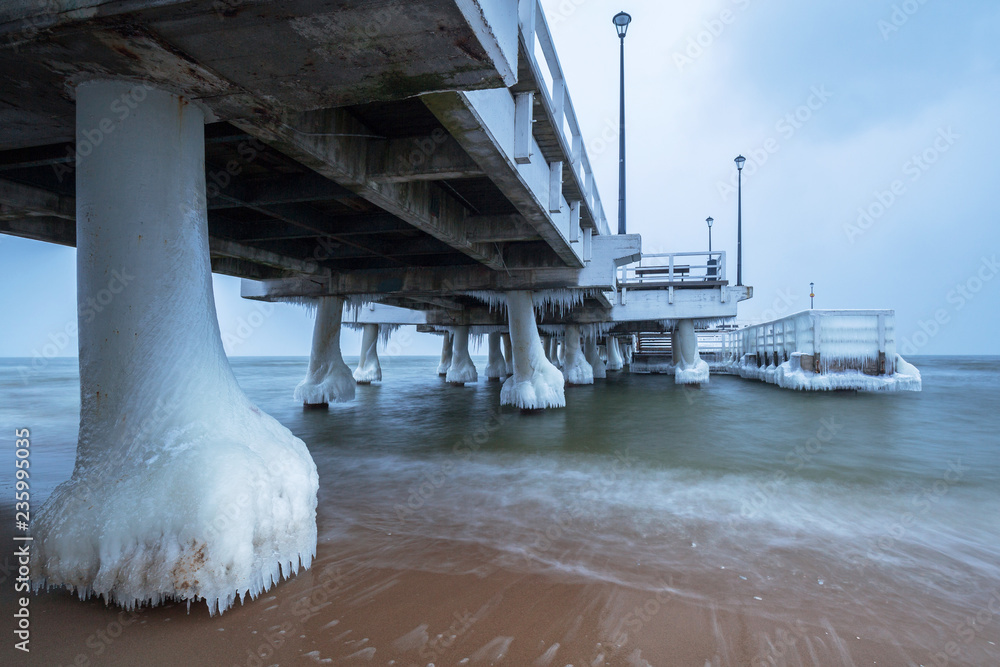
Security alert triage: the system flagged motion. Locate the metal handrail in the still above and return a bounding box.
[617,251,727,285]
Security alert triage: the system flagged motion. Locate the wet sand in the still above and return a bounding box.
[5,526,998,667]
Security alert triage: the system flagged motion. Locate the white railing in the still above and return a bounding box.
[518,0,610,237]
[618,251,727,286]
[721,310,896,374]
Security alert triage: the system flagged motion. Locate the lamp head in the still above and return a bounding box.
[735,155,746,171]
[706,216,714,228]
[613,11,632,38]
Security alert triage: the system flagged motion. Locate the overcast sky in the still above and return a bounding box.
[2,0,998,358]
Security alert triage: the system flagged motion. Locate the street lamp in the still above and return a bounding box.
[810,282,815,309]
[706,216,717,279]
[705,216,714,252]
[613,10,632,235]
[734,154,746,286]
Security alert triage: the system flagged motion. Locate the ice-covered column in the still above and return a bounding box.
[606,336,624,372]
[446,326,478,385]
[353,323,382,384]
[673,319,710,385]
[485,331,507,381]
[623,339,634,366]
[501,332,514,375]
[584,335,607,379]
[540,334,552,362]
[437,332,453,376]
[296,297,356,406]
[548,335,561,369]
[563,325,594,385]
[33,80,318,614]
[501,291,566,409]
[557,340,566,368]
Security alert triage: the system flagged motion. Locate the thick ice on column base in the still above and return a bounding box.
[295,297,356,404]
[353,323,382,384]
[32,80,318,615]
[501,291,566,409]
[584,336,607,379]
[563,324,594,385]
[673,319,709,385]
[606,336,624,371]
[446,326,478,385]
[438,332,453,376]
[773,353,922,391]
[501,333,514,375]
[485,331,507,380]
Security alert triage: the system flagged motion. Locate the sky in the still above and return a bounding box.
[2,0,999,357]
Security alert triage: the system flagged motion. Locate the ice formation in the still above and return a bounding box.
[32,81,318,615]
[353,323,382,384]
[296,297,356,405]
[501,291,566,409]
[606,336,624,372]
[437,332,453,376]
[584,335,607,379]
[446,326,478,385]
[501,333,514,375]
[485,332,508,380]
[548,336,562,369]
[673,320,710,385]
[562,325,594,385]
[770,353,922,391]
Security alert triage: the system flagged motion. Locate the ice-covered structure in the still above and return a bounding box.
[562,325,594,385]
[32,81,318,615]
[437,332,453,376]
[584,335,607,379]
[446,326,478,385]
[501,333,514,375]
[606,336,624,372]
[353,323,382,384]
[672,319,710,385]
[724,310,922,392]
[296,297,356,405]
[500,291,566,409]
[485,331,508,380]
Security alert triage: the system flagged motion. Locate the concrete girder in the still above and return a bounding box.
[235,108,508,270]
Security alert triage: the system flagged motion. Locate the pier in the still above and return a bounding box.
[0,0,916,616]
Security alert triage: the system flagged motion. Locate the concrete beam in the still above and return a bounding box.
[421,90,584,268]
[368,133,485,183]
[465,214,541,242]
[0,177,75,220]
[209,238,331,278]
[235,109,506,270]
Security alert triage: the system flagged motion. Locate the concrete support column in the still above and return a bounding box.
[501,332,514,375]
[548,335,561,369]
[501,291,565,409]
[438,331,453,376]
[606,336,624,372]
[584,334,607,379]
[563,324,594,385]
[446,325,478,385]
[540,334,552,361]
[33,80,318,614]
[353,323,382,384]
[296,297,356,405]
[485,331,507,380]
[673,319,710,385]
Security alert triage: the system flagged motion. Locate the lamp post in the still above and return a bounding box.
[734,154,746,286]
[613,11,631,235]
[705,216,714,252]
[810,282,815,309]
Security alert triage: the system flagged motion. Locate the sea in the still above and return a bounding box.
[1,355,999,663]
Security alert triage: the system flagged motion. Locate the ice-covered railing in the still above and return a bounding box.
[618,252,727,286]
[518,0,610,237]
[724,310,897,374]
